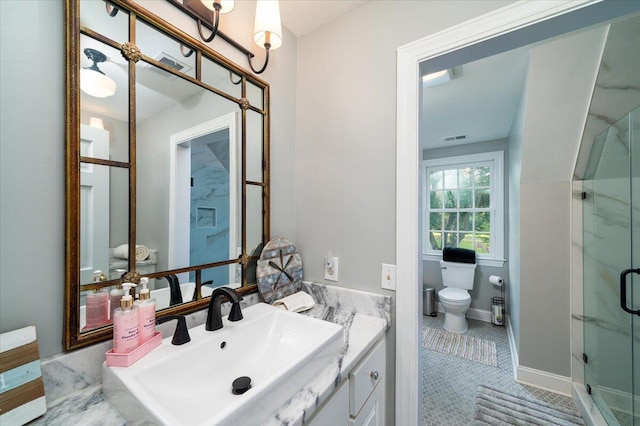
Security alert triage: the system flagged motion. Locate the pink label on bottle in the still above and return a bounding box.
[138,303,156,344]
[113,311,139,353]
[84,292,109,328]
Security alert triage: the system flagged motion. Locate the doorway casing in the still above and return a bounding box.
[394,1,617,424]
[169,112,239,286]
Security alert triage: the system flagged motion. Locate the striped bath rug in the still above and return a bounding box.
[474,385,584,425]
[423,327,497,366]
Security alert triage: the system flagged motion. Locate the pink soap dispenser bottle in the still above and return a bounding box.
[112,283,139,353]
[134,277,156,344]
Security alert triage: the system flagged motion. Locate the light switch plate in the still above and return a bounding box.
[325,256,339,281]
[381,263,396,291]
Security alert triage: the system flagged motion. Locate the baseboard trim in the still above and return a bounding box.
[435,303,493,323]
[516,366,572,396]
[506,316,519,380]
[432,308,571,396]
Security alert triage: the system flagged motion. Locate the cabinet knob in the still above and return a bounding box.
[370,371,379,380]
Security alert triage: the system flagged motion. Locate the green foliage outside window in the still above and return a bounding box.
[427,165,492,255]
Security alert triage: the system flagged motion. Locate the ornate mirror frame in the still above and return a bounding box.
[65,0,270,350]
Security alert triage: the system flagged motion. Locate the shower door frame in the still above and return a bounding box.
[582,108,639,424]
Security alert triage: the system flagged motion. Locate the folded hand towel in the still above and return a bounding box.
[113,244,150,261]
[135,245,150,261]
[273,291,315,313]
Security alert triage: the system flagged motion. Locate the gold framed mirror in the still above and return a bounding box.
[65,0,270,350]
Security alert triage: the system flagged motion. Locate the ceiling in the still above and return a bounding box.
[421,46,529,150]
[277,0,530,152]
[279,0,369,37]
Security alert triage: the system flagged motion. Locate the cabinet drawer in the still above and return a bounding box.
[349,337,385,417]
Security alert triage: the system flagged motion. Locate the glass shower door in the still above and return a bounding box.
[583,108,637,425]
[632,107,640,425]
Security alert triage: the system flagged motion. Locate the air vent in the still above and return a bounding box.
[144,52,192,77]
[443,134,468,142]
[158,56,185,71]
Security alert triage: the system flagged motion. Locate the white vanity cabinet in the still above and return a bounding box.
[306,336,386,426]
[306,379,350,426]
[349,337,386,425]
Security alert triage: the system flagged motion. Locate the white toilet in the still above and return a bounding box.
[438,260,477,333]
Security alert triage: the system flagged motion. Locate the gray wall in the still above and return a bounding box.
[294,1,514,423]
[1,0,66,357]
[507,80,526,353]
[422,139,509,312]
[516,26,607,376]
[0,0,298,357]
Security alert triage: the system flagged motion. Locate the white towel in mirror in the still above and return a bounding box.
[113,244,150,261]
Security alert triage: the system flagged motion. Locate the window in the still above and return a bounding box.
[423,151,504,267]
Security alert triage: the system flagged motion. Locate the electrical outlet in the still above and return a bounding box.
[381,263,396,290]
[325,256,339,281]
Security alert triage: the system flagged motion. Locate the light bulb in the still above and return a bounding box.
[253,0,282,50]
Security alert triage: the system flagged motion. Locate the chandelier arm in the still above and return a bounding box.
[248,45,270,75]
[180,44,195,58]
[197,9,221,43]
[229,72,242,85]
[105,2,118,17]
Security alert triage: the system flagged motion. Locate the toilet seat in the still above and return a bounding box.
[438,287,470,304]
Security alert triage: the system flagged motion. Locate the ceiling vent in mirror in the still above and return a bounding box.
[144,53,192,77]
[443,134,468,142]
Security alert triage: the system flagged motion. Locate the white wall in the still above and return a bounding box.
[516,26,607,376]
[0,0,298,357]
[295,1,514,423]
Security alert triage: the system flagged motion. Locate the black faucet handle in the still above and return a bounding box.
[229,302,243,322]
[157,315,191,345]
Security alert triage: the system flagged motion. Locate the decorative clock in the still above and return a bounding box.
[256,238,303,304]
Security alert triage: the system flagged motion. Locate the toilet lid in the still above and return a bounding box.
[439,287,470,302]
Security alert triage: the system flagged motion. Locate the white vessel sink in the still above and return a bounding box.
[103,302,345,426]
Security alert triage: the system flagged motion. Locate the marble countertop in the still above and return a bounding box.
[264,305,387,425]
[31,290,389,426]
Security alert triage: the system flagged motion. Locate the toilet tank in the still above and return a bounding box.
[440,260,476,290]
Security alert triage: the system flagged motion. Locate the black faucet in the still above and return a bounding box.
[157,315,191,345]
[163,274,183,306]
[206,287,244,331]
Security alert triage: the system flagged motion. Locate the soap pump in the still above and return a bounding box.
[134,277,156,344]
[109,282,125,321]
[84,270,109,330]
[112,283,139,353]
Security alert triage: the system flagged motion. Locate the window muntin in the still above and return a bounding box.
[423,152,504,263]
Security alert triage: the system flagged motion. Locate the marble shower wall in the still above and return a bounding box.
[571,13,640,399]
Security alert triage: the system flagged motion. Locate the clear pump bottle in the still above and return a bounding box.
[134,277,156,344]
[84,270,109,330]
[109,283,125,321]
[112,283,139,353]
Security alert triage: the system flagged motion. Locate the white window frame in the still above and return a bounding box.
[422,151,504,267]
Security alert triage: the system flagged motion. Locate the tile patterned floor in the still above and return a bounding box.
[422,314,580,425]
